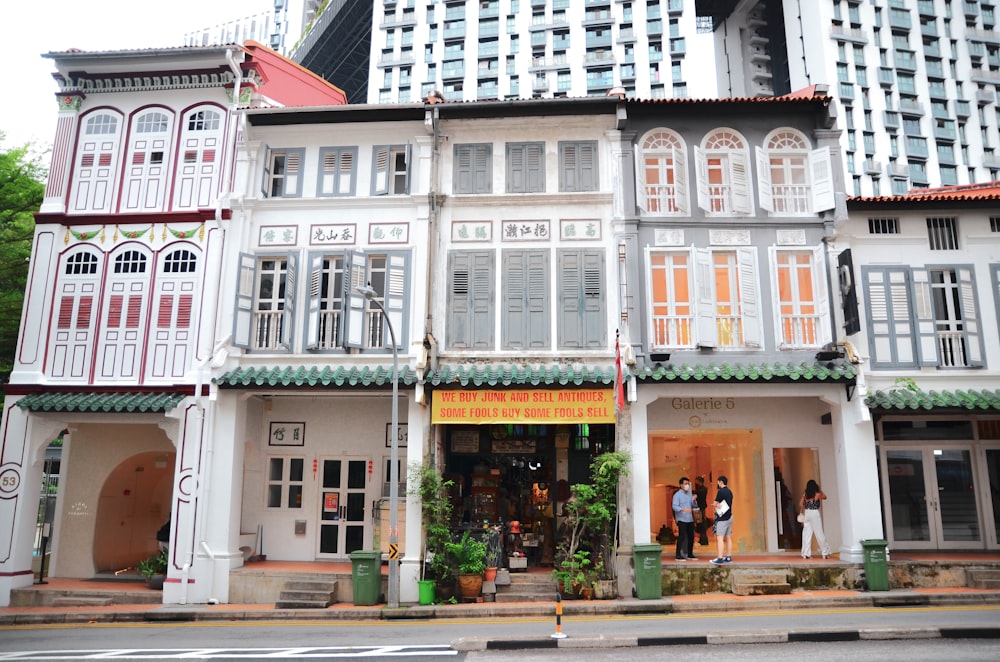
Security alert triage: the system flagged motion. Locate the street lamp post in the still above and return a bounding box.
[356,286,400,609]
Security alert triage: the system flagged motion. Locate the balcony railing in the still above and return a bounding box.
[643,184,681,214]
[253,311,284,350]
[780,315,821,348]
[715,317,744,349]
[365,309,386,349]
[652,315,693,348]
[938,330,969,367]
[771,185,811,214]
[315,310,343,349]
[707,184,732,213]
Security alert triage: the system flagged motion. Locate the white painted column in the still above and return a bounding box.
[830,391,881,562]
[0,404,64,607]
[400,396,424,604]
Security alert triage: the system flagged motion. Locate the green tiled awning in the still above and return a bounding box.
[16,391,187,413]
[634,362,857,383]
[424,363,616,387]
[215,365,418,388]
[865,388,1000,411]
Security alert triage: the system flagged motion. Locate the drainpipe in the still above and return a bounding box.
[185,45,243,606]
[424,104,442,347]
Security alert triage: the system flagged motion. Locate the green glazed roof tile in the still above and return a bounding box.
[865,388,1000,411]
[634,362,856,383]
[424,363,617,387]
[16,391,186,413]
[215,365,419,388]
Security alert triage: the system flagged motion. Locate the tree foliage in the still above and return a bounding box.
[0,133,46,388]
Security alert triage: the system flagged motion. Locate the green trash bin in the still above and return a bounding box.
[860,539,889,591]
[633,543,664,600]
[350,550,381,605]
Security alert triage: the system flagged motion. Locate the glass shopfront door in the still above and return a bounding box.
[317,457,370,558]
[881,446,982,549]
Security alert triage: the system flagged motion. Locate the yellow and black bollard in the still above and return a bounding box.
[550,592,567,639]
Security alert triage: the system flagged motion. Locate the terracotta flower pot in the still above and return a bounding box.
[457,573,483,599]
[484,567,498,582]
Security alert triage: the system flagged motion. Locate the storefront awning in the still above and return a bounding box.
[215,365,419,388]
[15,391,187,413]
[634,361,857,383]
[423,363,616,387]
[865,388,1000,411]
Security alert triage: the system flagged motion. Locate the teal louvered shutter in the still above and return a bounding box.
[525,142,545,192]
[233,253,256,348]
[384,252,409,350]
[305,253,324,350]
[558,249,607,348]
[448,251,495,349]
[280,252,297,350]
[957,267,984,367]
[473,144,491,193]
[863,266,918,368]
[454,144,474,193]
[372,145,390,195]
[342,250,367,348]
[911,267,939,367]
[502,249,549,349]
[260,146,271,198]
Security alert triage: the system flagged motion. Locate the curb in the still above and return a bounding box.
[2,591,999,627]
[451,625,1000,651]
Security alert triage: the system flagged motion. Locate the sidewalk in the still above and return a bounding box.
[3,585,999,626]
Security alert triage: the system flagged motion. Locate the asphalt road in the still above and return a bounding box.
[0,605,997,659]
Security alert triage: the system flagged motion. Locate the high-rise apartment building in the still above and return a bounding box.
[292,1,1000,195]
[292,0,717,104]
[183,0,325,55]
[704,0,1000,196]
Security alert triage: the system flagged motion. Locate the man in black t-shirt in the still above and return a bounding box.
[709,475,733,565]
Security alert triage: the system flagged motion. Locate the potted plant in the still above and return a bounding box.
[552,451,630,599]
[137,548,168,589]
[409,464,455,603]
[445,530,487,599]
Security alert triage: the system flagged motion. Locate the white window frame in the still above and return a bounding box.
[694,247,762,349]
[695,128,752,216]
[645,247,696,349]
[266,456,305,509]
[769,245,831,349]
[637,129,688,216]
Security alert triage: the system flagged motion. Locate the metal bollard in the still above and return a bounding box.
[550,592,567,639]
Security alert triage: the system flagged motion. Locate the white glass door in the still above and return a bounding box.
[882,446,982,549]
[317,457,370,558]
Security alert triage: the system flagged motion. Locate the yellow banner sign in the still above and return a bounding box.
[432,389,615,424]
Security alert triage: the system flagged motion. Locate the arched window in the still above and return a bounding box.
[757,128,835,215]
[124,109,175,211]
[85,114,118,135]
[49,249,104,379]
[73,111,124,213]
[695,129,751,215]
[65,251,100,275]
[114,250,147,274]
[639,129,688,215]
[174,106,225,209]
[162,249,198,273]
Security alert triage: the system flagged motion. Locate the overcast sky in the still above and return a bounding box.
[2,0,267,151]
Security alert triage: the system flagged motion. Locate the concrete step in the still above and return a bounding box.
[275,599,333,609]
[275,579,337,609]
[967,568,1000,589]
[732,582,792,596]
[284,579,338,592]
[731,570,788,584]
[495,591,555,603]
[51,596,114,607]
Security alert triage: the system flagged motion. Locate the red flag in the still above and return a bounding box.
[614,333,625,413]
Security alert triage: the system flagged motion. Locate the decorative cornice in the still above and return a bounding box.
[57,68,235,95]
